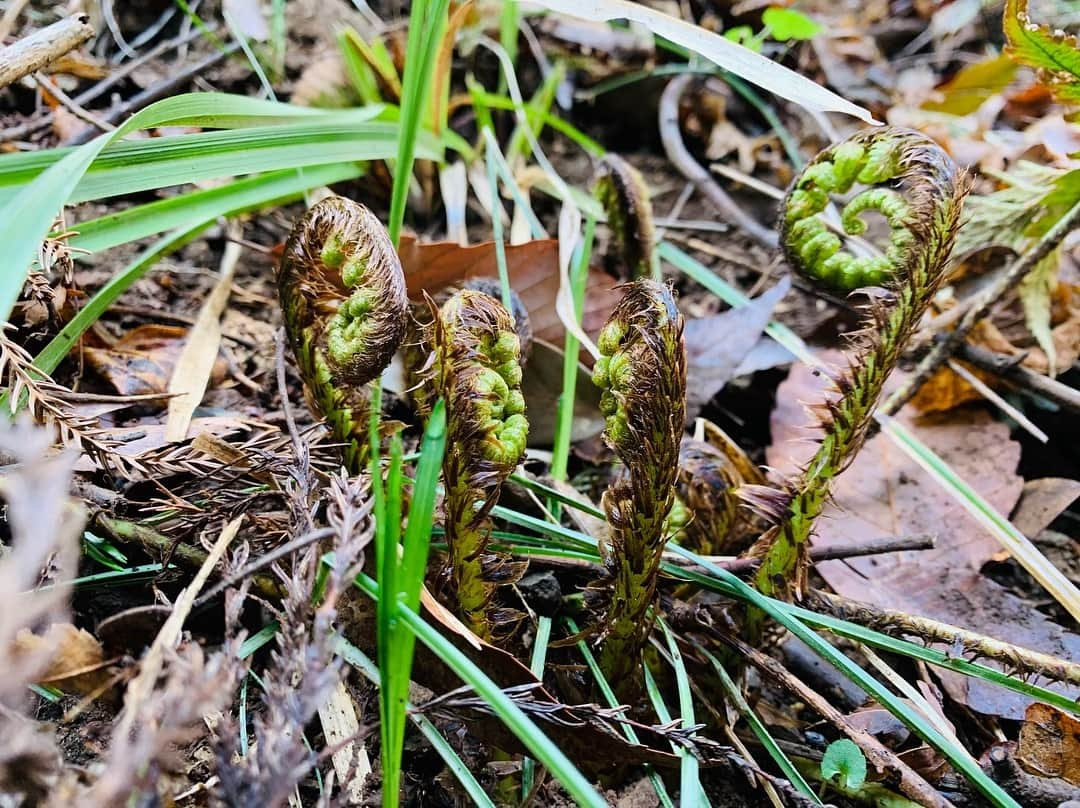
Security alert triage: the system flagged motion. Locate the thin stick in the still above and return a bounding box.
[881,198,1080,417]
[727,634,954,808]
[658,73,778,248]
[956,342,1080,416]
[0,14,94,90]
[945,358,1048,443]
[808,588,1080,688]
[32,73,116,133]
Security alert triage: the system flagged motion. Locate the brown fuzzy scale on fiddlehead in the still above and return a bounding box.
[750,128,968,611]
[592,279,686,696]
[593,154,657,281]
[436,289,529,637]
[277,197,409,473]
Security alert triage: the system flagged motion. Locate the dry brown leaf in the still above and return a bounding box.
[1010,478,1080,538]
[14,623,111,696]
[1017,702,1080,785]
[83,324,227,397]
[768,352,1080,719]
[910,360,997,413]
[398,235,622,345]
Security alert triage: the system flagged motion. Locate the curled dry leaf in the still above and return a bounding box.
[1018,702,1080,785]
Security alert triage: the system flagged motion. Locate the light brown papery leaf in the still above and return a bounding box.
[1017,702,1080,785]
[398,235,622,345]
[290,55,355,108]
[14,623,111,696]
[1010,477,1080,539]
[768,352,1080,719]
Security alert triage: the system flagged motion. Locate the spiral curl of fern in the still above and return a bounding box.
[592,279,686,695]
[276,197,409,474]
[436,289,529,637]
[593,154,657,281]
[750,127,968,608]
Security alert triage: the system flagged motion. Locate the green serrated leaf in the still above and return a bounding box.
[821,738,867,791]
[1004,0,1080,104]
[762,7,822,41]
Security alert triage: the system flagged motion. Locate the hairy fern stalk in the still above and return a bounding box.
[592,280,687,694]
[276,196,408,473]
[435,289,529,638]
[749,127,968,606]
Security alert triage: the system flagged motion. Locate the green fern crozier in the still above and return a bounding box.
[750,128,968,610]
[276,196,409,473]
[436,289,529,638]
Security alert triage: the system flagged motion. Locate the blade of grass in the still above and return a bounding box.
[521,615,553,798]
[563,617,675,808]
[693,640,820,803]
[387,0,451,244]
[336,637,496,808]
[655,617,704,808]
[352,573,606,807]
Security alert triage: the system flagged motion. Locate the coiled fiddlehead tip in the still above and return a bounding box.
[438,288,529,483]
[278,196,408,388]
[462,277,534,363]
[675,438,742,554]
[593,153,656,280]
[780,126,963,292]
[593,279,686,472]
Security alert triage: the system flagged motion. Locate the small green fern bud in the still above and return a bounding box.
[436,289,529,637]
[593,154,657,280]
[592,279,686,696]
[276,196,409,472]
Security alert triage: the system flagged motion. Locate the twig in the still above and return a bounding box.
[658,73,778,249]
[92,513,282,600]
[807,589,1080,688]
[945,358,1048,443]
[956,342,1080,416]
[725,633,954,808]
[686,532,936,577]
[0,0,32,41]
[1,27,207,143]
[0,14,94,90]
[62,42,239,146]
[32,73,115,133]
[881,198,1080,417]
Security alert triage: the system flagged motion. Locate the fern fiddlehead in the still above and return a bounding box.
[593,153,657,281]
[751,127,968,607]
[276,196,409,473]
[592,279,687,695]
[436,289,529,637]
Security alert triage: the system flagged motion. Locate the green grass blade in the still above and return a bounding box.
[656,618,703,808]
[336,638,496,808]
[521,615,553,798]
[387,0,451,244]
[352,573,606,808]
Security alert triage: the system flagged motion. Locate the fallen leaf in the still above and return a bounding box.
[768,352,1079,719]
[1017,702,1080,785]
[84,324,226,396]
[290,55,356,108]
[14,623,111,696]
[398,235,623,345]
[683,276,789,419]
[1010,478,1080,539]
[223,0,269,41]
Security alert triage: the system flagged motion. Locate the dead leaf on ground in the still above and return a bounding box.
[521,339,605,445]
[398,235,623,345]
[1017,702,1080,785]
[768,352,1079,719]
[683,276,789,419]
[14,623,112,697]
[83,324,227,397]
[1010,478,1080,539]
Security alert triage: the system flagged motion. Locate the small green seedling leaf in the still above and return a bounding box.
[762,7,822,42]
[821,739,867,791]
